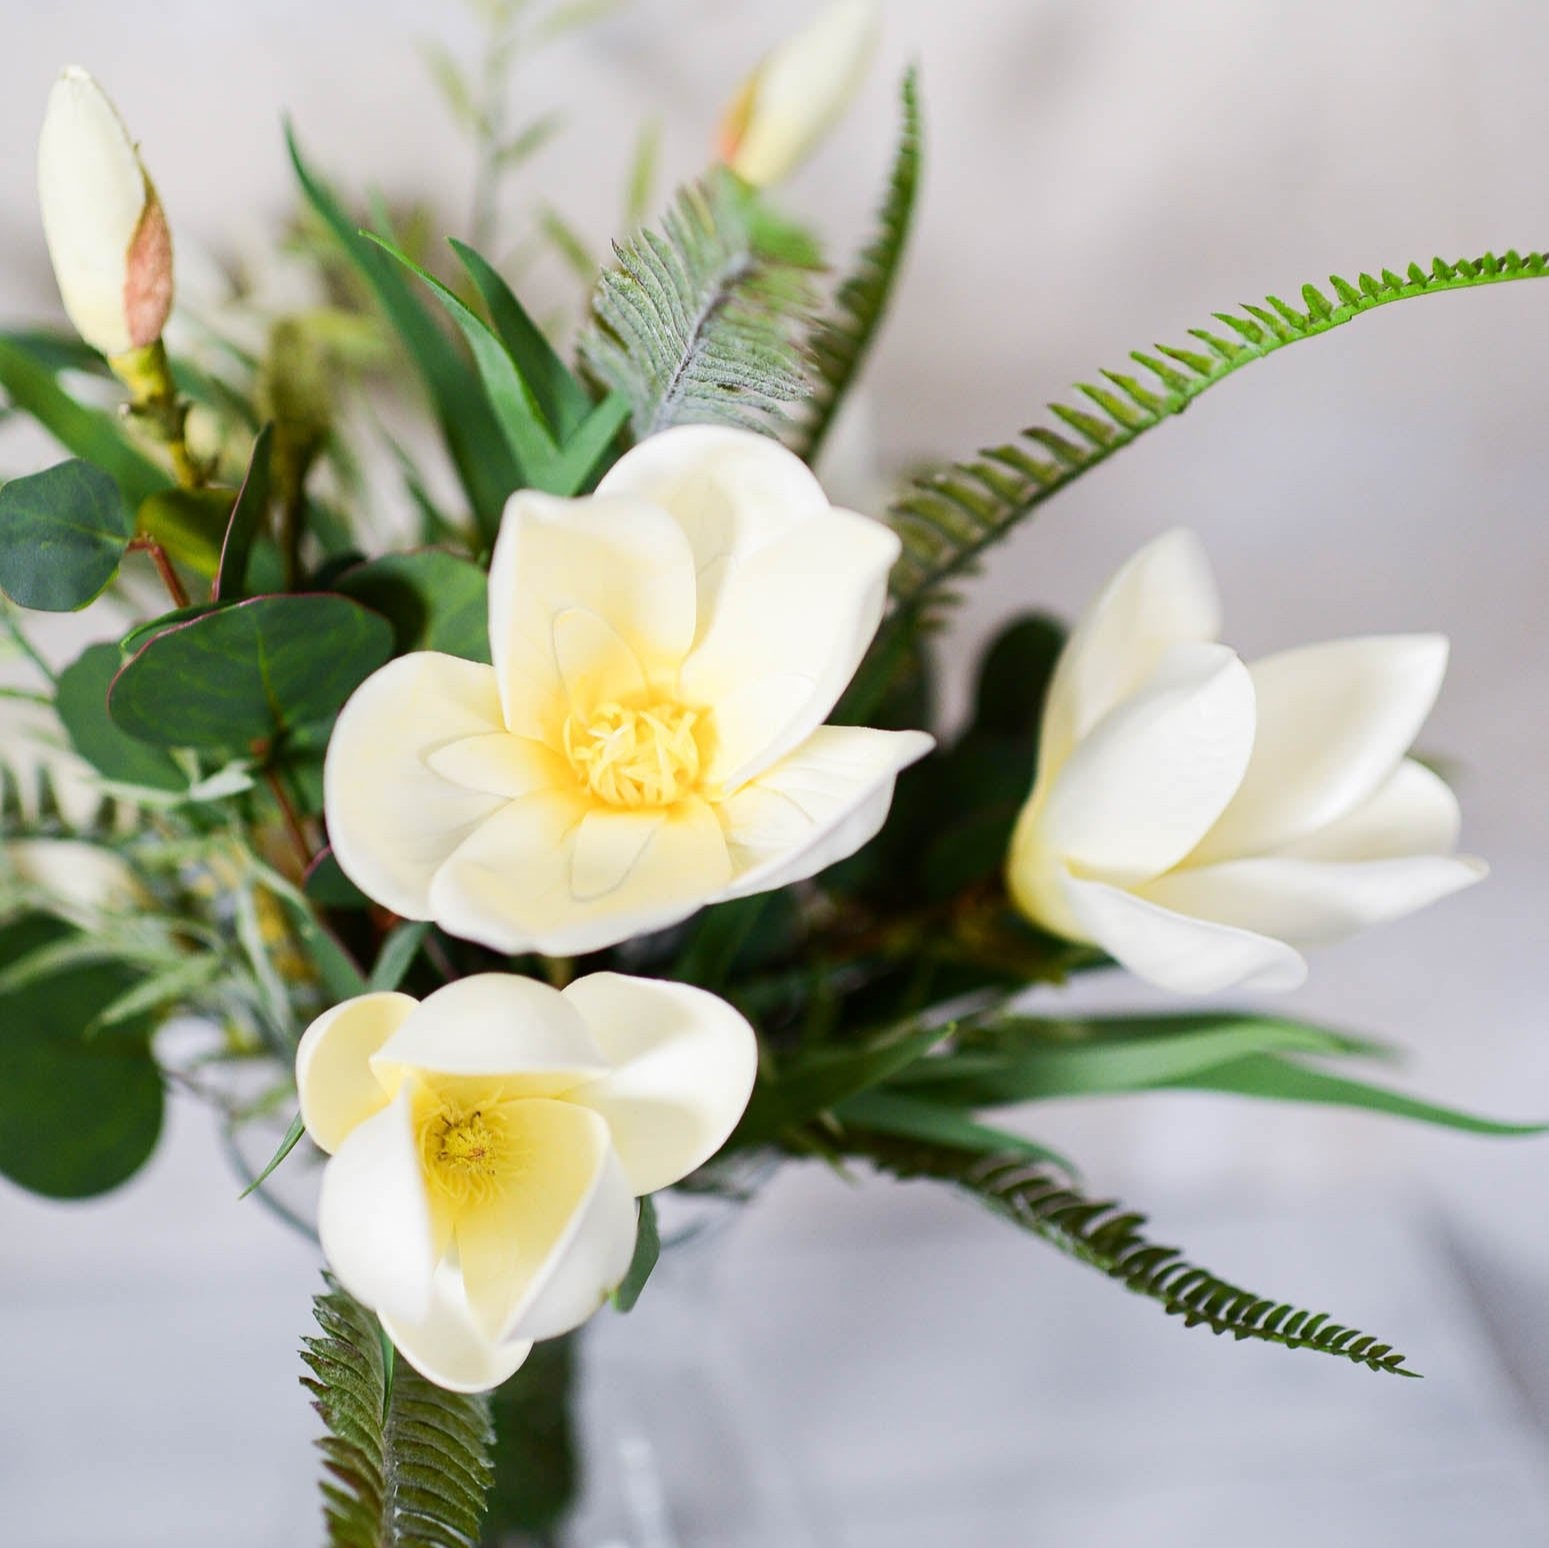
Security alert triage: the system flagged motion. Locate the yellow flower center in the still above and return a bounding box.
[419,1103,509,1208]
[563,700,703,809]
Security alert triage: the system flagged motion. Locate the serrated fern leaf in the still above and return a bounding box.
[795,67,922,465]
[578,175,816,438]
[854,1134,1417,1376]
[888,249,1549,622]
[302,1277,495,1548]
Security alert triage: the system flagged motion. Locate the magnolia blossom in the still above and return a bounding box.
[37,66,173,358]
[718,0,881,187]
[325,426,931,955]
[1007,530,1485,994]
[297,971,757,1391]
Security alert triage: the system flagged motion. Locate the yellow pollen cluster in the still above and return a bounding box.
[420,1106,504,1207]
[563,700,703,808]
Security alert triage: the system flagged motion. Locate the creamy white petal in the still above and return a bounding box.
[427,791,731,956]
[595,426,833,638]
[1039,641,1254,885]
[1139,853,1487,948]
[716,725,934,898]
[372,975,607,1097]
[681,509,899,787]
[380,1259,533,1395]
[296,992,417,1154]
[318,1086,439,1323]
[1270,758,1461,862]
[454,1101,628,1342]
[426,733,571,802]
[1194,635,1449,863]
[487,491,697,742]
[324,652,508,920]
[1040,529,1221,780]
[562,973,759,1196]
[1060,870,1308,994]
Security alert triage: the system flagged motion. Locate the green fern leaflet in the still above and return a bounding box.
[888,250,1549,623]
[855,1134,1417,1376]
[302,1277,495,1548]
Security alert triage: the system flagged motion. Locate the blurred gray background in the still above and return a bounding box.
[1,1,1547,1543]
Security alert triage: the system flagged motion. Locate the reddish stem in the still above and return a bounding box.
[130,535,190,609]
[264,766,313,873]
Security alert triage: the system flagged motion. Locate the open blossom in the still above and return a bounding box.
[718,0,881,187]
[297,971,757,1391]
[37,66,173,358]
[325,425,932,956]
[1007,530,1485,994]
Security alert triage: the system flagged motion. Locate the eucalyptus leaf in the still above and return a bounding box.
[0,459,134,611]
[56,641,186,791]
[337,550,490,660]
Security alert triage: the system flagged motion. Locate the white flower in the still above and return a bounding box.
[37,65,173,358]
[297,971,757,1392]
[5,839,141,917]
[718,0,881,187]
[324,426,931,956]
[1006,530,1486,994]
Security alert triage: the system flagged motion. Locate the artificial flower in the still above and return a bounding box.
[37,66,173,360]
[718,0,881,187]
[1006,529,1485,994]
[297,970,757,1391]
[324,425,932,956]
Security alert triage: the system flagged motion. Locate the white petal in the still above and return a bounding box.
[324,653,508,920]
[427,792,732,956]
[487,491,697,741]
[371,975,607,1097]
[716,725,934,898]
[1270,758,1461,862]
[1040,529,1221,780]
[296,992,417,1154]
[1139,853,1487,948]
[318,1087,439,1323]
[1059,870,1307,994]
[426,733,571,802]
[1038,641,1254,884]
[562,973,759,1195]
[1194,635,1449,862]
[380,1259,533,1395]
[682,509,900,787]
[454,1101,634,1343]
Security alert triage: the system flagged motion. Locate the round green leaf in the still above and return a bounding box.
[337,550,491,661]
[56,642,186,791]
[0,916,164,1198]
[0,458,134,611]
[108,593,394,750]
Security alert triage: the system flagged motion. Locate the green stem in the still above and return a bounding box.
[0,603,57,686]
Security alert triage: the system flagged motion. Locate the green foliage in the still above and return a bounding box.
[240,1110,306,1199]
[836,1087,1071,1170]
[303,1277,495,1548]
[55,642,186,791]
[579,174,818,438]
[612,1193,660,1312]
[136,488,232,579]
[213,424,274,601]
[886,249,1549,625]
[369,922,432,994]
[0,915,164,1199]
[483,1335,579,1543]
[108,595,393,750]
[797,68,922,465]
[0,460,134,612]
[338,552,491,661]
[853,1132,1417,1376]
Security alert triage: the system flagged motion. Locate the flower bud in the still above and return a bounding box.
[37,66,173,359]
[719,0,881,188]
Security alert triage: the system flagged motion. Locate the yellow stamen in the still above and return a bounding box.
[563,700,703,808]
[419,1103,508,1208]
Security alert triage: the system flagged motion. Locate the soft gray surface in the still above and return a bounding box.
[1,2,1546,1541]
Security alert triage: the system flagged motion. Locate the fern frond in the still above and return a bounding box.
[887,250,1549,622]
[854,1133,1417,1376]
[302,1276,495,1548]
[578,175,816,438]
[795,68,922,465]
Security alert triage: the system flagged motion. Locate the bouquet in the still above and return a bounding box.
[2,2,1541,1540]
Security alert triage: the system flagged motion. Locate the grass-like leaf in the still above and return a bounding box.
[852,1133,1418,1376]
[302,1276,495,1548]
[887,250,1549,624]
[796,67,922,465]
[579,174,817,438]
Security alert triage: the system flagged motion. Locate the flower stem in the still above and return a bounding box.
[264,765,313,872]
[0,602,57,686]
[110,339,206,490]
[129,535,191,609]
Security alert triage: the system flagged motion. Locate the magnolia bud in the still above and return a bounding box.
[719,0,882,188]
[37,66,173,359]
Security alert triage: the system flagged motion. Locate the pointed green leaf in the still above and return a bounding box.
[213,423,274,601]
[240,1111,307,1199]
[368,921,430,994]
[611,1194,660,1313]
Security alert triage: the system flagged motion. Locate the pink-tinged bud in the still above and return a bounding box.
[719,0,882,188]
[37,66,174,358]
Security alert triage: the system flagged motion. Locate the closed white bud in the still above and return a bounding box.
[37,66,173,358]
